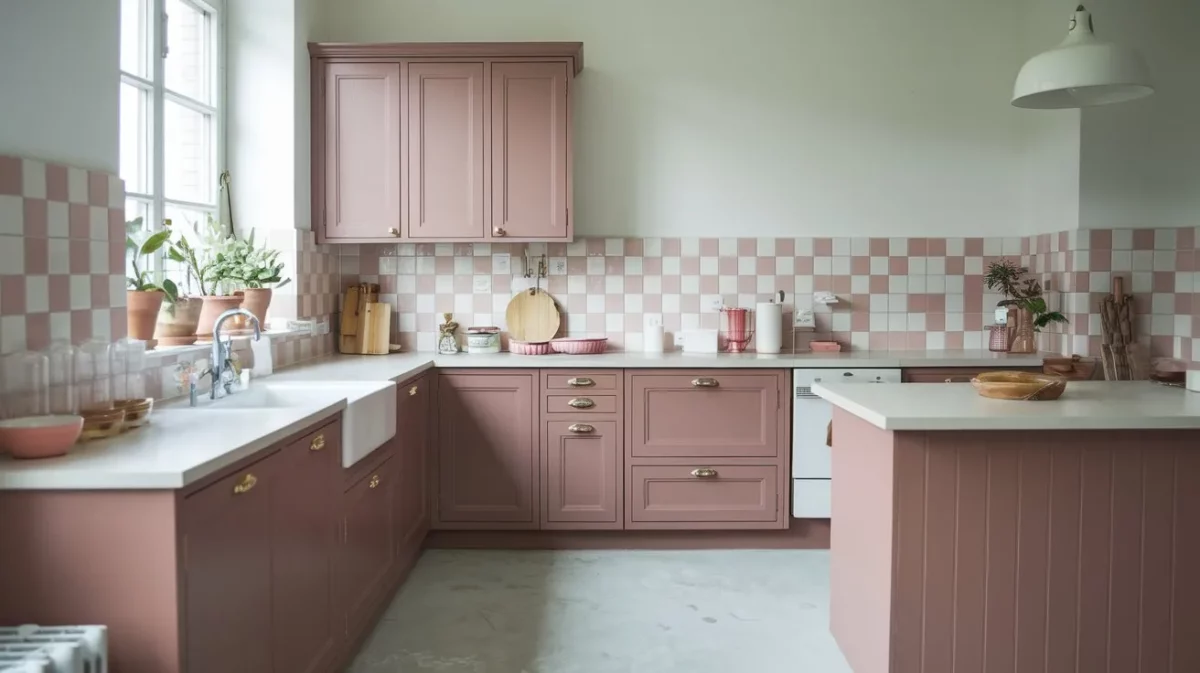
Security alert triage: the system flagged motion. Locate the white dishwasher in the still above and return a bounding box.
[792,368,901,518]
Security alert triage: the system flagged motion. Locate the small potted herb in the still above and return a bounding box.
[126,217,177,349]
[986,259,1069,353]
[216,229,291,328]
[167,216,243,338]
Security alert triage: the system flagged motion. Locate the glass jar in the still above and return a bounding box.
[1,351,50,419]
[47,340,79,415]
[988,325,1010,352]
[113,338,147,400]
[76,339,115,410]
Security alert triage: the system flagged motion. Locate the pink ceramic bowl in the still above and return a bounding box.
[0,415,84,459]
[550,337,608,355]
[809,341,843,353]
[509,340,553,355]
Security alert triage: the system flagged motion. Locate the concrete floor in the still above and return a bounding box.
[349,549,853,673]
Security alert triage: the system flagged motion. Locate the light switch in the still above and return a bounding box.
[492,253,511,275]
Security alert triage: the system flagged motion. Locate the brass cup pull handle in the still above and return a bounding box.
[945,378,953,383]
[387,227,400,237]
[409,385,418,396]
[567,377,594,388]
[310,434,326,451]
[691,378,719,388]
[369,474,381,489]
[691,468,719,479]
[567,398,595,409]
[233,473,258,494]
[568,423,594,434]
[493,227,507,237]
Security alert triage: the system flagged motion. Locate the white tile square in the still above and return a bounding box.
[793,238,813,256]
[451,294,470,314]
[757,275,776,293]
[0,195,23,235]
[89,206,107,240]
[566,313,587,333]
[491,293,509,313]
[1002,237,1023,255]
[832,312,851,331]
[1089,272,1111,292]
[472,243,491,256]
[109,177,125,208]
[889,276,908,293]
[870,294,889,312]
[888,294,908,313]
[907,313,927,331]
[24,275,49,312]
[396,276,416,293]
[1112,229,1133,250]
[662,257,680,275]
[757,238,775,256]
[0,315,27,354]
[1155,229,1176,250]
[964,257,983,275]
[417,257,436,274]
[587,294,605,313]
[435,276,453,293]
[926,275,946,293]
[92,308,112,340]
[718,238,737,256]
[700,257,719,275]
[416,295,435,313]
[926,257,946,275]
[434,243,453,257]
[832,257,850,275]
[1132,251,1154,271]
[983,238,1002,256]
[870,313,888,331]
[397,257,416,274]
[1131,272,1152,293]
[642,238,661,257]
[908,275,927,293]
[472,276,491,294]
[832,238,850,256]
[587,257,606,275]
[777,256,797,275]
[49,311,71,342]
[1110,251,1132,271]
[21,159,46,198]
[851,238,869,256]
[946,294,965,312]
[680,313,700,330]
[69,275,90,310]
[47,238,68,274]
[568,275,587,293]
[67,167,88,204]
[625,294,643,313]
[888,313,907,332]
[606,275,624,293]
[908,257,927,275]
[738,257,756,275]
[681,275,700,294]
[606,238,624,256]
[566,239,587,257]
[963,331,983,349]
[1151,293,1175,315]
[926,332,946,349]
[813,257,832,275]
[46,201,68,237]
[398,313,416,331]
[90,240,109,275]
[109,275,127,307]
[681,238,699,256]
[1151,314,1173,336]
[718,276,737,294]
[1153,251,1175,271]
[625,256,643,275]
[851,276,869,293]
[946,312,964,331]
[379,256,397,275]
[889,238,907,256]
[453,257,472,274]
[946,238,964,256]
[662,294,681,313]
[0,234,25,274]
[793,276,813,294]
[642,275,661,294]
[945,276,965,293]
[870,257,888,275]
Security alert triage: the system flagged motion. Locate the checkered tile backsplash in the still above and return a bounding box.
[338,231,1200,363]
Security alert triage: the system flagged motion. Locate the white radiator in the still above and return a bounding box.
[0,625,107,673]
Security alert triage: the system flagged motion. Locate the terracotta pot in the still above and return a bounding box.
[126,290,165,350]
[154,296,203,346]
[237,288,273,329]
[194,295,244,340]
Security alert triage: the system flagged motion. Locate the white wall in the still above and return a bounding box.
[316,0,1040,237]
[0,0,120,172]
[1077,0,1200,230]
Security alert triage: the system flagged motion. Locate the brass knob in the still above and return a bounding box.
[567,398,595,409]
[945,378,953,383]
[233,473,258,494]
[567,377,594,388]
[568,423,594,434]
[369,474,381,489]
[691,378,719,388]
[310,434,326,451]
[387,227,400,236]
[409,385,418,396]
[691,468,719,479]
[493,227,507,237]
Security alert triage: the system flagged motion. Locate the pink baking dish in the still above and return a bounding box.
[550,337,608,355]
[809,340,843,353]
[0,415,83,459]
[509,340,553,355]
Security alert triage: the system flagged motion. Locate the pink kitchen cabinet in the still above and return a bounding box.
[490,62,571,241]
[434,372,538,529]
[542,420,622,529]
[407,63,486,239]
[339,453,397,637]
[627,464,781,529]
[321,63,403,242]
[394,373,431,566]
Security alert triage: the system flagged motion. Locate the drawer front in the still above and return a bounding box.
[628,464,779,525]
[629,373,781,458]
[543,420,621,527]
[545,394,619,414]
[545,372,621,392]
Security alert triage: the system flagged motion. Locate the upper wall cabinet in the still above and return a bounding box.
[310,43,582,244]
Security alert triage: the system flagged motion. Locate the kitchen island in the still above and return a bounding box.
[814,380,1200,673]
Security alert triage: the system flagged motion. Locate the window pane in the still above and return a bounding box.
[120,0,149,77]
[164,204,219,295]
[165,0,212,104]
[164,101,213,204]
[119,83,151,194]
[124,199,152,281]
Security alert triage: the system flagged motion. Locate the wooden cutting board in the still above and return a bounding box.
[505,289,560,342]
[361,302,391,355]
[340,283,380,354]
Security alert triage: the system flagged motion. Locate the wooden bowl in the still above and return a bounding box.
[0,415,84,459]
[79,407,127,441]
[114,398,154,430]
[971,371,1067,401]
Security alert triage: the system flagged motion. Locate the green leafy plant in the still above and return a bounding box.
[1016,293,1069,332]
[211,228,291,290]
[166,215,238,297]
[126,217,178,303]
[984,259,1027,306]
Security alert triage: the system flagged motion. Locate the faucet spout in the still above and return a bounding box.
[209,308,262,399]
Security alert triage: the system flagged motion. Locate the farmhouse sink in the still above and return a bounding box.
[198,381,397,468]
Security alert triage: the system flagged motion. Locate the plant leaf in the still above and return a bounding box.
[162,278,179,304]
[139,229,172,256]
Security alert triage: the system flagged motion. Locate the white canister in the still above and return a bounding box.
[755,302,784,354]
[465,327,501,354]
[644,325,665,353]
[1187,369,1200,393]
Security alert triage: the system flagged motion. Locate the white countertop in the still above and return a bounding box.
[0,349,1051,490]
[814,380,1200,431]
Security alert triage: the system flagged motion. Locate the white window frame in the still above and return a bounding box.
[120,0,225,282]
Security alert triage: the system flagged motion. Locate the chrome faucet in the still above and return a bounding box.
[209,308,261,400]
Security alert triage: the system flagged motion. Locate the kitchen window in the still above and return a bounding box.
[120,0,224,284]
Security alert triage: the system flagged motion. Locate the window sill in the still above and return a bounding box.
[143,328,310,364]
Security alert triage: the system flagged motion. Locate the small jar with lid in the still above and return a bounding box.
[465,327,501,354]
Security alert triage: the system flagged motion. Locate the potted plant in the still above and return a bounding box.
[126,218,177,349]
[149,220,203,346]
[986,259,1068,353]
[167,216,242,339]
[217,229,291,328]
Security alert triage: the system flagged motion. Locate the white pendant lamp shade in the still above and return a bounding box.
[1012,5,1153,109]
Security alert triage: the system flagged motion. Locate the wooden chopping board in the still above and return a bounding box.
[505,288,560,342]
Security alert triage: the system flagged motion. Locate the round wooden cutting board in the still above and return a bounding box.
[505,289,560,342]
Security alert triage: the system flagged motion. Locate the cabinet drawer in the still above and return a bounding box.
[545,395,618,414]
[544,372,621,392]
[628,464,779,528]
[628,373,781,458]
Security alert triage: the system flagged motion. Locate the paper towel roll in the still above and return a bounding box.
[644,325,665,353]
[755,302,783,354]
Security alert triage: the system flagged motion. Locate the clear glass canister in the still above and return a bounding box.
[113,338,147,400]
[1,351,50,419]
[47,340,79,415]
[76,339,115,411]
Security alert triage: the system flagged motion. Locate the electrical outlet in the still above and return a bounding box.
[316,318,330,335]
[493,253,511,275]
[704,295,724,312]
[550,257,567,275]
[643,313,664,330]
[794,309,816,328]
[473,276,492,293]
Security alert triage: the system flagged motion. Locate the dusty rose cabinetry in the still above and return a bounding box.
[540,371,624,530]
[901,366,1042,383]
[338,449,396,640]
[625,371,790,530]
[395,372,432,563]
[434,371,539,529]
[310,42,582,243]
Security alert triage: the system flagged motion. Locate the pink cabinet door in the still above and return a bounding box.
[407,62,485,239]
[627,372,783,458]
[183,455,277,673]
[271,422,340,673]
[490,62,570,240]
[542,420,621,529]
[435,373,537,528]
[627,464,781,529]
[323,63,402,241]
[395,374,430,552]
[339,456,396,636]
